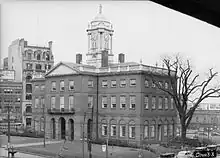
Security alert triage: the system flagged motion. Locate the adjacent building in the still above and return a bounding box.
[7,39,54,127]
[31,5,178,145]
[3,57,8,70]
[0,69,22,131]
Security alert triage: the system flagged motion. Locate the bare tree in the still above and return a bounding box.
[152,55,220,140]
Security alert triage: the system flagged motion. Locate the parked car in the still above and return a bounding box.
[175,151,193,158]
[159,153,176,158]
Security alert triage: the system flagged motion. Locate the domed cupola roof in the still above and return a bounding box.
[89,5,112,29]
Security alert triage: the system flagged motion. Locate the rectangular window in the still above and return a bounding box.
[35,85,39,90]
[165,97,168,109]
[164,125,168,136]
[120,125,126,137]
[169,124,173,136]
[69,96,74,110]
[165,82,169,89]
[102,80,108,88]
[111,80,117,88]
[150,125,155,138]
[144,96,149,109]
[51,81,56,91]
[60,80,64,91]
[158,97,163,109]
[88,96,93,108]
[102,124,107,136]
[102,96,107,108]
[88,80,93,88]
[120,96,126,108]
[51,97,55,109]
[111,96,116,108]
[170,98,174,109]
[129,96,136,109]
[69,80,74,90]
[144,79,149,87]
[129,126,135,138]
[130,79,136,87]
[60,96,64,110]
[35,98,39,108]
[40,85,45,91]
[110,125,116,136]
[152,97,156,109]
[158,81,163,88]
[120,79,126,88]
[144,126,148,138]
[41,97,45,108]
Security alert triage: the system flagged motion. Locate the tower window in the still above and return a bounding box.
[46,54,50,61]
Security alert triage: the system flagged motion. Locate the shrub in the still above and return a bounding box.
[5,130,44,138]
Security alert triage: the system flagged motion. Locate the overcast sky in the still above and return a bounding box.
[1,1,220,102]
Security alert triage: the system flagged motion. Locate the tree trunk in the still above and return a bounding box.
[181,124,187,140]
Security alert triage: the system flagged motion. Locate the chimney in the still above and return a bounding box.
[101,50,109,67]
[76,53,82,64]
[118,53,125,63]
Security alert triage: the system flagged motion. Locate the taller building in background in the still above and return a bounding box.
[3,57,8,70]
[8,39,54,127]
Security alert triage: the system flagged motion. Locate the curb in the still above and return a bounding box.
[15,148,54,158]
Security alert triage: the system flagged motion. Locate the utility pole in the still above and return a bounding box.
[7,104,11,158]
[43,104,46,148]
[82,112,86,158]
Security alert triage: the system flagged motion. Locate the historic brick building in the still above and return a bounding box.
[31,5,177,145]
[7,39,54,127]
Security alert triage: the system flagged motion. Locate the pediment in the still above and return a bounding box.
[46,64,79,77]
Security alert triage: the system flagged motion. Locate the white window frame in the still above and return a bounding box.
[144,79,149,87]
[110,96,116,108]
[120,79,126,88]
[102,80,108,88]
[88,96,93,108]
[119,125,126,137]
[110,125,116,136]
[102,124,107,136]
[120,96,126,109]
[51,96,55,109]
[69,80,74,90]
[129,95,136,109]
[152,97,156,109]
[60,96,64,111]
[144,125,148,138]
[60,80,65,91]
[144,96,149,109]
[111,80,117,88]
[35,98,39,108]
[164,124,168,136]
[158,97,163,109]
[170,98,174,109]
[102,96,107,108]
[165,97,168,109]
[51,81,56,91]
[129,126,135,138]
[130,79,136,87]
[165,82,169,89]
[150,125,155,138]
[69,96,74,110]
[88,80,94,88]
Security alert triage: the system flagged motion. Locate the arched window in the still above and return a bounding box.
[40,117,44,132]
[110,119,117,137]
[164,120,168,137]
[150,120,156,138]
[144,120,149,139]
[27,53,32,60]
[37,54,41,60]
[43,52,46,59]
[46,54,50,61]
[34,51,37,58]
[101,119,107,136]
[26,75,32,82]
[128,120,135,138]
[119,120,126,137]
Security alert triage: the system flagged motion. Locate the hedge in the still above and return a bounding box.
[5,131,44,138]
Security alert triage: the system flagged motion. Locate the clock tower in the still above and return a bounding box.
[86,5,114,68]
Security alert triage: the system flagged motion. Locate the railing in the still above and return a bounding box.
[79,64,176,76]
[47,108,75,114]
